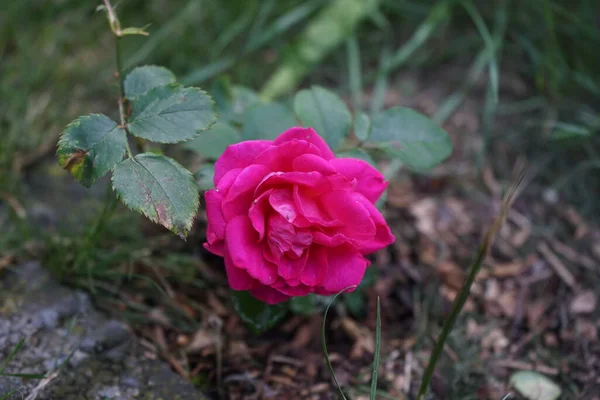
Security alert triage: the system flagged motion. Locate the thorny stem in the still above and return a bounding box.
[104,0,133,159]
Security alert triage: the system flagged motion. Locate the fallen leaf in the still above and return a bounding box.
[186,328,215,354]
[570,290,596,314]
[510,371,562,400]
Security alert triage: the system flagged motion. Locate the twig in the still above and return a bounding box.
[24,371,59,400]
[537,242,577,289]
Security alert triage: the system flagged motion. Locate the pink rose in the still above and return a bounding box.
[204,127,395,304]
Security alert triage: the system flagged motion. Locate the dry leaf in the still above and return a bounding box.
[570,290,596,314]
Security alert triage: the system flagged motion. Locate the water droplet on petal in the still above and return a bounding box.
[285,215,290,220]
[306,135,311,139]
[215,188,220,192]
[253,200,258,204]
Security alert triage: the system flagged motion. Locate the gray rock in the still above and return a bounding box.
[0,262,208,399]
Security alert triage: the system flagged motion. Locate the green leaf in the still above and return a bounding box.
[124,65,176,99]
[57,114,127,188]
[231,290,288,334]
[510,371,562,400]
[369,107,452,170]
[354,111,371,141]
[112,153,199,237]
[336,148,376,166]
[183,121,241,160]
[551,122,593,140]
[194,164,215,191]
[241,102,297,140]
[127,84,216,144]
[293,85,352,150]
[289,295,316,315]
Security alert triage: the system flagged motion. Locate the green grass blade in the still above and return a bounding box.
[183,0,322,85]
[370,297,381,400]
[370,45,391,116]
[0,338,25,375]
[462,0,499,104]
[346,35,362,111]
[322,285,357,400]
[383,0,454,75]
[416,170,524,400]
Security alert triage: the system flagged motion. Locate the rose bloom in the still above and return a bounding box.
[204,127,395,304]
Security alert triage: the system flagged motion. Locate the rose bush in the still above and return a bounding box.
[204,127,395,304]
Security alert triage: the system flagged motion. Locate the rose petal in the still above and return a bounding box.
[294,186,339,227]
[204,189,226,244]
[224,249,256,290]
[203,241,225,257]
[300,246,328,287]
[292,153,336,175]
[249,286,290,304]
[277,251,308,281]
[216,168,242,195]
[320,190,376,243]
[269,188,299,223]
[272,281,312,297]
[214,140,272,185]
[255,139,322,172]
[248,188,274,240]
[320,248,369,293]
[354,193,395,253]
[312,231,349,247]
[226,215,277,285]
[330,158,388,203]
[222,164,269,220]
[256,171,330,199]
[274,127,335,160]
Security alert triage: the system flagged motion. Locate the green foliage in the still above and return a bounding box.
[184,121,241,160]
[353,111,372,142]
[289,294,316,315]
[55,5,218,239]
[194,164,216,191]
[241,102,297,140]
[294,85,352,150]
[124,65,176,99]
[230,290,288,334]
[260,0,380,100]
[57,114,127,187]
[127,84,216,144]
[112,153,199,237]
[369,107,453,170]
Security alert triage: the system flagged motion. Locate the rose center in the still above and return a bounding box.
[266,213,312,260]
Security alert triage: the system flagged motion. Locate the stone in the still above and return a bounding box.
[0,262,207,399]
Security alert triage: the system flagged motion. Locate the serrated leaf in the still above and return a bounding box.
[510,371,561,400]
[194,164,215,191]
[369,107,452,170]
[354,111,371,141]
[231,290,287,334]
[57,114,127,188]
[124,65,176,99]
[112,153,199,237]
[293,85,352,150]
[241,102,297,140]
[184,121,241,159]
[127,84,216,144]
